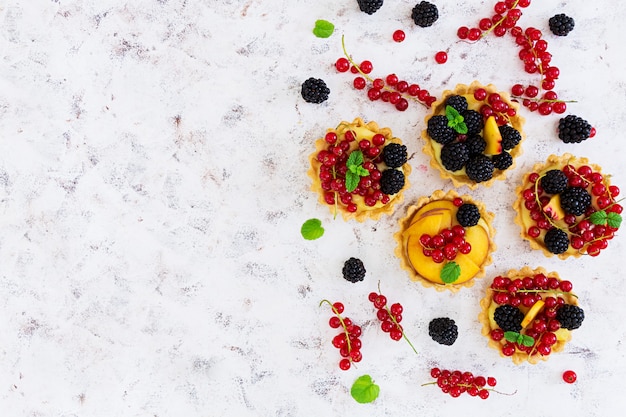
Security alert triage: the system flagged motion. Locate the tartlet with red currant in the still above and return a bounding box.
[308,118,411,221]
[478,266,584,365]
[394,189,496,292]
[514,153,622,259]
[421,81,525,189]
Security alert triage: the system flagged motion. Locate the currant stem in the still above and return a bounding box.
[319,299,352,353]
[421,380,517,396]
[491,287,578,299]
[377,281,418,355]
[477,0,520,41]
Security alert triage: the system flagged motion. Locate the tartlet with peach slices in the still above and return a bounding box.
[308,118,411,221]
[478,266,584,365]
[421,81,525,189]
[394,189,496,292]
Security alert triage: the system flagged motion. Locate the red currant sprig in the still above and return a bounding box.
[320,299,363,370]
[457,0,530,42]
[368,283,417,354]
[423,368,515,399]
[419,225,472,263]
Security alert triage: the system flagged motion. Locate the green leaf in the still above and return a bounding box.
[301,218,324,240]
[347,150,364,168]
[440,262,461,284]
[445,105,468,134]
[607,212,622,229]
[345,171,360,193]
[351,375,380,404]
[356,166,369,177]
[504,331,519,343]
[521,334,535,347]
[589,210,608,225]
[312,19,335,38]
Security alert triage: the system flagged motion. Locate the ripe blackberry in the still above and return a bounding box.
[493,305,524,332]
[492,151,513,170]
[357,0,384,15]
[382,143,408,168]
[301,78,330,103]
[456,203,480,227]
[380,169,405,195]
[440,142,470,172]
[499,125,522,150]
[446,95,468,113]
[549,14,575,36]
[540,169,568,194]
[427,115,456,145]
[412,1,438,27]
[465,154,494,183]
[428,317,458,346]
[544,227,569,254]
[465,134,486,156]
[559,186,591,216]
[558,115,592,143]
[342,257,366,283]
[462,110,483,136]
[556,304,585,330]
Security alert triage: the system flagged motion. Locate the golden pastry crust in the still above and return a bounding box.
[513,153,617,259]
[393,189,496,292]
[478,266,578,365]
[421,81,526,189]
[308,118,411,222]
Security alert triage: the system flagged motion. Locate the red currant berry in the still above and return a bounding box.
[335,57,350,72]
[339,358,351,370]
[392,29,406,43]
[359,60,373,74]
[457,26,469,39]
[385,73,398,86]
[468,28,482,41]
[491,328,504,341]
[435,51,448,64]
[353,77,366,90]
[373,78,384,89]
[563,370,577,383]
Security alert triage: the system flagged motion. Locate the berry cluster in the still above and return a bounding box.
[521,162,622,256]
[426,368,499,399]
[321,300,363,371]
[488,272,584,359]
[368,291,404,342]
[457,0,531,41]
[418,225,472,263]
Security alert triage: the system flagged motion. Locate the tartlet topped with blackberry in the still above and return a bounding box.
[421,81,526,189]
[514,153,622,259]
[308,118,411,221]
[478,267,584,365]
[394,189,496,292]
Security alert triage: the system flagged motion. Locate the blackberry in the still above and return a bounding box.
[301,78,330,103]
[428,317,458,346]
[558,115,592,144]
[440,142,470,172]
[342,257,366,283]
[560,186,591,216]
[411,1,438,27]
[549,14,575,36]
[382,143,408,168]
[465,154,494,183]
[544,227,569,254]
[465,134,486,156]
[462,110,483,136]
[493,305,524,332]
[380,169,405,195]
[492,151,513,170]
[456,203,480,227]
[427,115,456,145]
[540,169,568,194]
[357,0,384,15]
[446,95,468,113]
[556,304,585,330]
[499,125,522,150]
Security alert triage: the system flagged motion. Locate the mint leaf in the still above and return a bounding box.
[522,334,535,347]
[345,171,359,193]
[356,166,369,177]
[504,331,519,343]
[440,262,460,284]
[313,19,334,38]
[607,212,622,229]
[347,150,364,167]
[589,210,608,225]
[301,218,324,240]
[351,375,380,404]
[445,105,468,134]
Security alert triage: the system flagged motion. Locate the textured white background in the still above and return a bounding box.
[1,0,626,416]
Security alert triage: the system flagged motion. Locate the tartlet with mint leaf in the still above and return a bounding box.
[421,81,526,189]
[308,118,411,221]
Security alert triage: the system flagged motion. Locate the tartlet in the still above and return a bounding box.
[421,81,525,189]
[478,267,584,365]
[394,189,496,292]
[514,153,622,259]
[308,118,411,221]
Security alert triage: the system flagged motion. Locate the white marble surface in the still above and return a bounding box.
[2,0,626,416]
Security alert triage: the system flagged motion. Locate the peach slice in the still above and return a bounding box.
[461,220,490,265]
[542,194,565,221]
[521,300,545,329]
[483,116,503,155]
[413,199,456,220]
[402,211,445,240]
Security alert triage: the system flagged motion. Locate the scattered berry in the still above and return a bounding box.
[428,318,459,345]
[393,29,406,42]
[412,1,439,27]
[301,78,330,103]
[435,51,448,64]
[342,257,366,283]
[563,370,577,383]
[549,14,575,36]
[357,0,384,15]
[558,115,592,144]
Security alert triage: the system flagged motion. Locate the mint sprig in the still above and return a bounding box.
[345,150,369,192]
[504,331,535,347]
[590,209,622,229]
[301,218,324,240]
[445,105,468,134]
[351,375,380,404]
[440,261,460,284]
[312,19,335,38]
